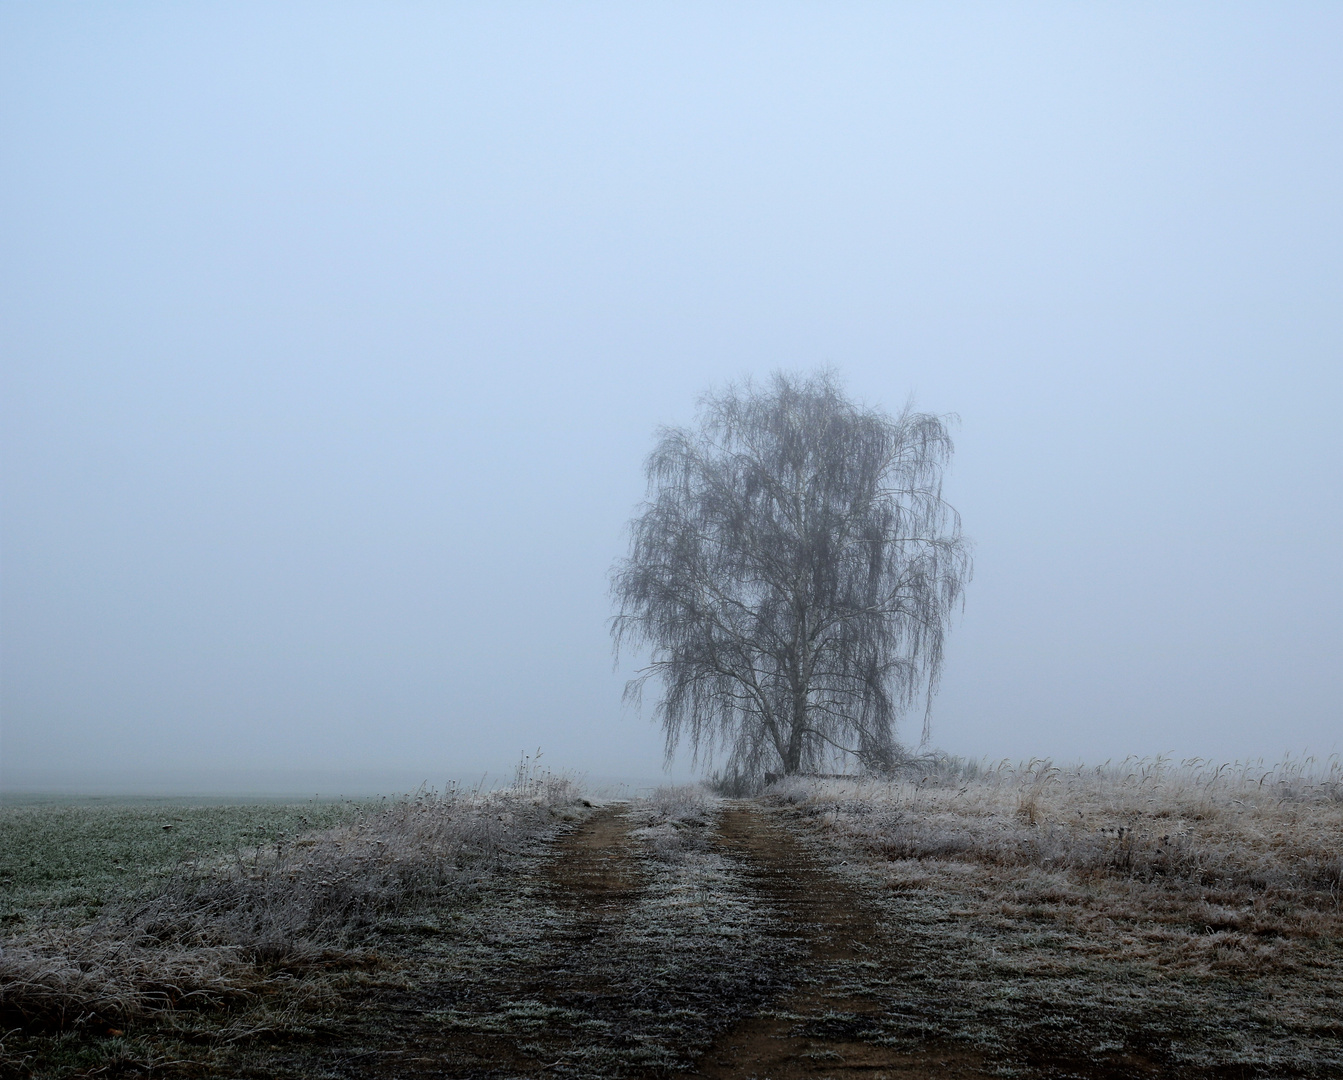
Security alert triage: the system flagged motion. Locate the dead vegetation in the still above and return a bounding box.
[766,755,1343,1074]
[0,771,584,1039]
[5,760,1340,1078]
[775,755,1343,951]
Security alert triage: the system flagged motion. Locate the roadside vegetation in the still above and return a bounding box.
[3,756,1340,1078]
[767,754,1343,1075]
[0,768,587,1077]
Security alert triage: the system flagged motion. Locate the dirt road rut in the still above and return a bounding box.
[687,805,990,1079]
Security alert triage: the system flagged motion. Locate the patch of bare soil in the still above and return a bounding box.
[546,805,643,910]
[687,805,994,1079]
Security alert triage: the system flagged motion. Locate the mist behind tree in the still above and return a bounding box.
[2,7,1338,790]
[612,372,971,781]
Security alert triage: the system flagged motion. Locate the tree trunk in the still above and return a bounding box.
[781,687,808,774]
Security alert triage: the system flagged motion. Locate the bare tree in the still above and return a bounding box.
[611,371,970,780]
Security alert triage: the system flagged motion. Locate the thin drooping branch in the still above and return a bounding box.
[611,369,971,780]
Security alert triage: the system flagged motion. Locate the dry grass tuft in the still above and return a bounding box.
[630,785,717,865]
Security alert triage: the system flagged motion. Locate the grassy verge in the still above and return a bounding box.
[768,756,1343,1076]
[1,773,586,1078]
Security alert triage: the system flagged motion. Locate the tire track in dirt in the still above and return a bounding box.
[536,802,645,1001]
[686,803,994,1079]
[544,803,642,911]
[354,804,645,1079]
[449,802,647,1074]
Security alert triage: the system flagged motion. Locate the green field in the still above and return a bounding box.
[0,798,372,929]
[0,781,582,1078]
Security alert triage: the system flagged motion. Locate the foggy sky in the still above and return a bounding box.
[2,4,1339,793]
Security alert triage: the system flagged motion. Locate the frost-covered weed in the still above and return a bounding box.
[632,785,716,863]
[1,778,585,1033]
[769,757,1343,1073]
[779,754,1343,987]
[782,755,1343,901]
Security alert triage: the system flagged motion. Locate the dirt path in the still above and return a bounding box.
[392,804,649,1077]
[357,801,996,1078]
[687,805,992,1079]
[544,802,642,911]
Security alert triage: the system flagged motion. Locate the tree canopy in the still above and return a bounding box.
[611,371,971,779]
